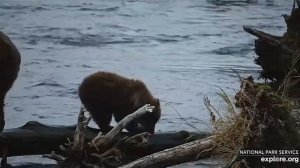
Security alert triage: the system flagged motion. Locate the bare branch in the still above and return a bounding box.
[89,104,155,149]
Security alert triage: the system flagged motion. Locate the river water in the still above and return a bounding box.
[0,0,293,167]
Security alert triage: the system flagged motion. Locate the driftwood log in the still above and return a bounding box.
[244,0,300,83]
[120,135,214,168]
[0,121,210,158]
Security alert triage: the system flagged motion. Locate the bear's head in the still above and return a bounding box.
[138,98,161,134]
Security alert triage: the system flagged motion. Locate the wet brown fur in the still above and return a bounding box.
[79,71,161,134]
[0,31,21,133]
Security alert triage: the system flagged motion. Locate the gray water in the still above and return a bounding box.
[0,0,293,167]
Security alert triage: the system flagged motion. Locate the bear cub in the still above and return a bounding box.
[0,31,21,133]
[79,71,161,134]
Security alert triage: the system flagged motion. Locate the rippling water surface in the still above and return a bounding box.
[0,0,293,166]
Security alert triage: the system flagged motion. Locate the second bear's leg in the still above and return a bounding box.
[95,112,113,134]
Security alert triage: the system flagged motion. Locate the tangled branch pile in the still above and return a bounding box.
[45,105,156,168]
[206,76,300,168]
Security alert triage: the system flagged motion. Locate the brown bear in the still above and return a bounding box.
[0,31,21,133]
[79,71,161,134]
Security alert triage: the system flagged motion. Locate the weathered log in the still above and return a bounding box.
[0,121,210,159]
[285,0,300,35]
[243,26,282,44]
[244,1,300,81]
[244,26,300,81]
[243,26,293,53]
[120,135,214,168]
[244,27,294,81]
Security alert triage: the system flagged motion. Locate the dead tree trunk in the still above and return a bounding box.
[244,0,300,83]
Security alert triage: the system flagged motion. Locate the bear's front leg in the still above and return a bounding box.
[96,112,113,134]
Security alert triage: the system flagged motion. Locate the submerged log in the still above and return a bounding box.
[0,121,210,159]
